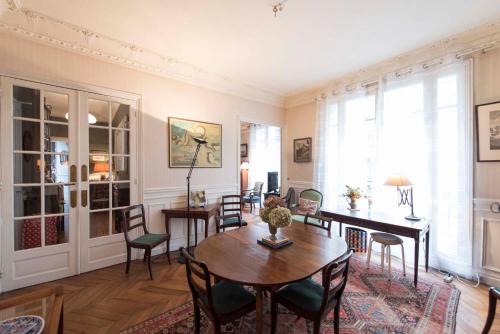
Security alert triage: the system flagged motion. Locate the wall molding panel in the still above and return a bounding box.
[143,184,238,256]
[473,197,500,286]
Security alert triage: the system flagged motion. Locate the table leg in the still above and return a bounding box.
[255,287,263,334]
[339,222,342,237]
[194,219,198,247]
[414,237,419,286]
[204,218,209,239]
[425,229,430,272]
[187,217,191,253]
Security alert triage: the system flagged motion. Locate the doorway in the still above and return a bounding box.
[240,122,281,211]
[0,77,138,291]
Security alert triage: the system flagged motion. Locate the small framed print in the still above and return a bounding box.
[294,137,312,163]
[241,144,248,158]
[476,102,500,162]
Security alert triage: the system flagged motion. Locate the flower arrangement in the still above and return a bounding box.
[259,196,292,239]
[341,185,363,209]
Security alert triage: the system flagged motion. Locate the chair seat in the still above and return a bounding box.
[291,215,320,225]
[242,196,260,203]
[209,280,256,315]
[131,233,168,247]
[278,278,324,313]
[220,216,248,227]
[371,232,403,245]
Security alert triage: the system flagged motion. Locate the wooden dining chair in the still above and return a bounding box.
[216,195,247,233]
[271,249,354,334]
[120,204,171,280]
[181,248,256,334]
[482,287,500,334]
[304,213,333,234]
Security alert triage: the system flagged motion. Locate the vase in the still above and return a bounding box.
[349,200,357,210]
[268,224,278,241]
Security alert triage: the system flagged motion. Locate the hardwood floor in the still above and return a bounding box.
[1,216,499,333]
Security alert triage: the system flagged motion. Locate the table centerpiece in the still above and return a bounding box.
[258,196,293,248]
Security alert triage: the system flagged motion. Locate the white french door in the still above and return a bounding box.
[0,78,138,291]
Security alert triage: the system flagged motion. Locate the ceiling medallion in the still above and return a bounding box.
[272,0,287,17]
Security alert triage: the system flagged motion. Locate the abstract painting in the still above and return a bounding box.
[169,117,222,167]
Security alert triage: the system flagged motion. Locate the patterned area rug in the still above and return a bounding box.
[121,255,460,334]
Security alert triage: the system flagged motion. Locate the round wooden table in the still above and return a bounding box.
[195,221,348,334]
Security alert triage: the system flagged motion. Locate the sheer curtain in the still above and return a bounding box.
[314,60,473,275]
[248,124,281,192]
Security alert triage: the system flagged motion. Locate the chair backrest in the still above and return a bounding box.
[221,194,243,216]
[181,248,216,317]
[283,187,295,208]
[120,204,148,243]
[320,249,353,314]
[254,182,264,195]
[299,189,323,209]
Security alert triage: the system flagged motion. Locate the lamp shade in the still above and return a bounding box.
[94,162,109,173]
[240,162,250,170]
[384,174,412,187]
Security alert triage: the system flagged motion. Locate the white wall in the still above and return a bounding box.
[0,32,285,252]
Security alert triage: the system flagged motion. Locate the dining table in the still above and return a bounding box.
[194,221,348,334]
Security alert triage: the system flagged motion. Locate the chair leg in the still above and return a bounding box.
[482,288,498,334]
[143,250,147,262]
[166,239,171,265]
[334,304,340,334]
[146,249,153,280]
[366,237,373,269]
[125,246,131,275]
[401,244,406,277]
[271,294,278,334]
[194,303,201,334]
[313,320,321,334]
[388,246,392,281]
[380,244,385,271]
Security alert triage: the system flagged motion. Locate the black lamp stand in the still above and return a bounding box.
[397,186,421,221]
[178,138,206,264]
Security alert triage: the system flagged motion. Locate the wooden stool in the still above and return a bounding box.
[366,232,406,280]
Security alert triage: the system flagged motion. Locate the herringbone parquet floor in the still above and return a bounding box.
[0,213,498,333]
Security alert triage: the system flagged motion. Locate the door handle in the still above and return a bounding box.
[70,190,77,208]
[81,190,88,207]
[70,165,77,183]
[81,165,88,182]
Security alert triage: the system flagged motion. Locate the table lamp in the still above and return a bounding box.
[384,174,421,221]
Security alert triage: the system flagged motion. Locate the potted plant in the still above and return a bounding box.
[342,185,363,210]
[259,196,292,241]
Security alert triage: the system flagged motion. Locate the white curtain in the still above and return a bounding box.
[248,124,281,192]
[314,60,473,275]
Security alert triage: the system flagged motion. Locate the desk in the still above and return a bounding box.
[195,222,347,334]
[161,203,220,248]
[321,206,430,286]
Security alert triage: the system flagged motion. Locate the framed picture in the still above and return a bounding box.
[169,117,222,168]
[294,137,312,163]
[476,102,500,162]
[241,144,248,158]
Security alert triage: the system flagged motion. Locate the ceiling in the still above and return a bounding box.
[2,0,500,98]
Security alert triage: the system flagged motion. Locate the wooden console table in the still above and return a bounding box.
[321,206,430,286]
[161,203,220,248]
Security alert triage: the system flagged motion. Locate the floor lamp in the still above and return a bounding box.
[178,136,208,264]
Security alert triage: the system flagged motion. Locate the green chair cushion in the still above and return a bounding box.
[242,195,260,203]
[132,233,167,246]
[210,280,255,315]
[222,217,240,225]
[292,215,320,225]
[495,287,500,294]
[278,278,324,312]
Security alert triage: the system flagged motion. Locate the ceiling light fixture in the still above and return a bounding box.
[272,0,288,17]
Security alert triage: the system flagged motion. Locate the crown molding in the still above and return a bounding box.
[0,1,285,107]
[284,17,500,109]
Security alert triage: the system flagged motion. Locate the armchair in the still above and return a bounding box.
[242,182,264,212]
[291,188,323,223]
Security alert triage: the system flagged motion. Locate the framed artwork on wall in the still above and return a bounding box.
[476,101,500,162]
[294,137,312,163]
[241,143,248,158]
[168,117,222,168]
